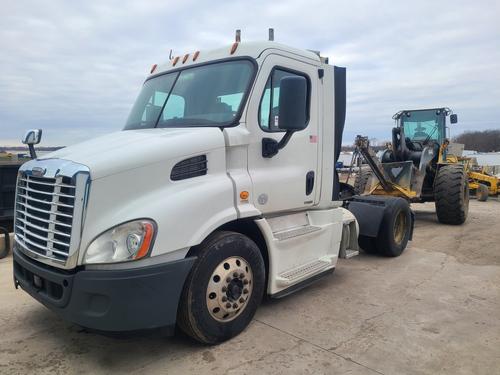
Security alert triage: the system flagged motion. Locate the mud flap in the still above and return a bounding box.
[346,195,414,241]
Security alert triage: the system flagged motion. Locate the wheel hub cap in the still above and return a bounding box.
[206,256,253,322]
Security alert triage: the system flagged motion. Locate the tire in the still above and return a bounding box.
[434,165,469,225]
[373,198,412,257]
[476,184,489,202]
[177,231,265,344]
[353,167,373,195]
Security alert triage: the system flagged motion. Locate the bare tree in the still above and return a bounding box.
[453,130,500,152]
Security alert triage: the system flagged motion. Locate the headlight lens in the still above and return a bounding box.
[84,220,155,264]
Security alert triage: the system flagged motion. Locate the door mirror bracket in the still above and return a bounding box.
[262,131,294,158]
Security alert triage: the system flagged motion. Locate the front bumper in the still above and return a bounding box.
[13,247,195,333]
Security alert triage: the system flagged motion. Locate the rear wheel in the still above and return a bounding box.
[374,198,412,257]
[177,231,265,344]
[434,165,469,225]
[358,198,412,257]
[476,183,489,202]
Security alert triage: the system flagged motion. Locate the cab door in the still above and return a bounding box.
[246,54,320,214]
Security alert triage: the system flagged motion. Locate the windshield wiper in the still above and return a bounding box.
[423,124,438,144]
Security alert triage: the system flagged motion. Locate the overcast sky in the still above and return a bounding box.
[1,0,499,146]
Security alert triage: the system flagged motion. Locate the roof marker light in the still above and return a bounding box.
[182,53,189,63]
[172,56,180,66]
[193,51,200,61]
[150,64,158,74]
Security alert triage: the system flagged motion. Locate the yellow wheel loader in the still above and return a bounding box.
[352,107,469,225]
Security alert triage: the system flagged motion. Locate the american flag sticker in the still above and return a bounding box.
[310,135,318,143]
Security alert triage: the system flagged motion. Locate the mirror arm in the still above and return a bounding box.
[262,130,295,158]
[28,144,37,159]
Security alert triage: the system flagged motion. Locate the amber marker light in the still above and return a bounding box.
[133,222,155,260]
[193,51,200,61]
[172,56,180,66]
[240,191,249,200]
[150,64,158,74]
[182,54,190,63]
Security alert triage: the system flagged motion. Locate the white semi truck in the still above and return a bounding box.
[13,32,413,344]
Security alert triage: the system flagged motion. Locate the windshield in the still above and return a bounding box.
[124,60,255,129]
[401,109,445,143]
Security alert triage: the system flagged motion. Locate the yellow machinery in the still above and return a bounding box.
[352,108,469,225]
[439,144,500,201]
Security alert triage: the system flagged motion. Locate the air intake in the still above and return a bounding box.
[170,155,207,181]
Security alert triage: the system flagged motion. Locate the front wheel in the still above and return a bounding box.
[177,231,265,344]
[476,183,489,202]
[434,165,469,224]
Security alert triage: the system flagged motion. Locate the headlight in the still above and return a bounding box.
[83,220,155,264]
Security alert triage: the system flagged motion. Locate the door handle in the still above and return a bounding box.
[306,171,315,195]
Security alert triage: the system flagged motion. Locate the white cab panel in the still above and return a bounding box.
[246,52,321,213]
[256,207,345,295]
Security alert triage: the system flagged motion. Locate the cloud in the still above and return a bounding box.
[0,0,499,146]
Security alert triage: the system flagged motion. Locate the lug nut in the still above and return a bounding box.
[239,273,245,278]
[233,303,238,308]
[226,277,231,283]
[243,288,249,294]
[233,272,238,278]
[243,279,249,285]
[239,297,245,303]
[222,296,227,302]
[222,286,227,292]
[226,302,231,308]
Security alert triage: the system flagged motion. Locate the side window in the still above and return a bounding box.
[259,68,309,132]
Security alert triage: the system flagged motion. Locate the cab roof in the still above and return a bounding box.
[151,41,321,76]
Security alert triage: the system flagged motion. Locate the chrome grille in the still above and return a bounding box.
[15,175,75,262]
[14,159,90,269]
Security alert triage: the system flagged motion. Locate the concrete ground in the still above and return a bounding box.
[0,200,499,374]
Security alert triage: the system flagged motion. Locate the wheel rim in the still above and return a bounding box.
[206,256,253,322]
[393,210,407,245]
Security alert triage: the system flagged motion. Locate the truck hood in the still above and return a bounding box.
[42,128,225,179]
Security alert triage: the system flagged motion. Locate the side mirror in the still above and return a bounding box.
[22,129,42,145]
[262,76,308,158]
[450,114,458,124]
[21,129,42,159]
[278,76,308,131]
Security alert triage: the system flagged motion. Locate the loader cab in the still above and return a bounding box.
[389,108,456,165]
[398,108,448,146]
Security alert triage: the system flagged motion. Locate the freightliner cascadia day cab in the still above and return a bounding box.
[13,32,413,344]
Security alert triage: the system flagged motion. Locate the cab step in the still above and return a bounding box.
[273,224,321,241]
[276,257,334,287]
[343,249,359,258]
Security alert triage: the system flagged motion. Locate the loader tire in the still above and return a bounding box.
[353,167,373,195]
[434,165,469,225]
[178,231,265,344]
[476,184,489,202]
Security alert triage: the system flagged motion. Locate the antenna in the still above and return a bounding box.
[235,29,241,42]
[169,49,173,60]
[268,28,274,41]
